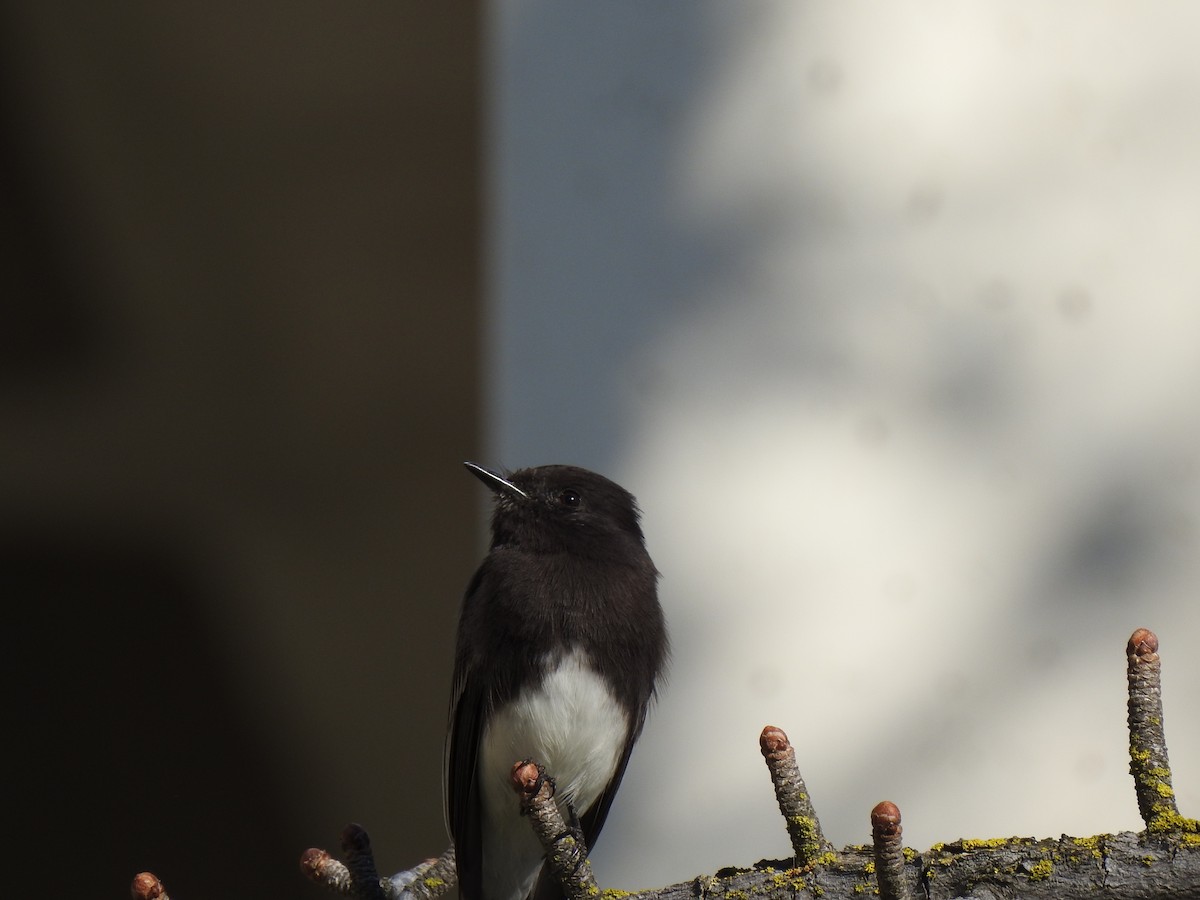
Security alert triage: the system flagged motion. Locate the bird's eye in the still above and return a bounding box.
[558,488,581,507]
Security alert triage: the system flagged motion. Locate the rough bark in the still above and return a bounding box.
[615,832,1200,900]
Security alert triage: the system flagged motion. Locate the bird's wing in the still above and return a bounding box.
[446,672,486,899]
[576,706,642,850]
[445,565,489,900]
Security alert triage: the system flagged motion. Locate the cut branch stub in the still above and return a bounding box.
[300,848,355,895]
[131,872,167,900]
[870,801,912,900]
[760,724,834,865]
[1125,628,1199,838]
[511,760,598,899]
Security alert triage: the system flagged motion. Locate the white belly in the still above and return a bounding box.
[478,649,629,900]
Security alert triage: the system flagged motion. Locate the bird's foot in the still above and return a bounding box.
[551,802,590,875]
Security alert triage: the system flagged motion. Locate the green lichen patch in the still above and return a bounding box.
[1144,806,1200,835]
[785,814,828,864]
[959,837,1026,852]
[1055,833,1110,866]
[1026,859,1054,881]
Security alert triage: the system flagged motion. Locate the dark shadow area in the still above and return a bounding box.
[5,525,324,899]
[2,4,483,898]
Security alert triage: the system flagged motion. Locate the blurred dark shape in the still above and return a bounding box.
[2,4,483,899]
[0,23,111,383]
[1060,483,1158,596]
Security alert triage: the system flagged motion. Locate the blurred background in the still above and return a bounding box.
[7,3,1200,898]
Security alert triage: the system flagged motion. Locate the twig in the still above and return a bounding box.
[1126,627,1199,837]
[760,724,834,865]
[870,801,911,900]
[300,831,455,899]
[512,760,598,899]
[384,846,456,898]
[301,847,356,895]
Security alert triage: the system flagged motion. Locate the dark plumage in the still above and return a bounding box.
[446,464,668,900]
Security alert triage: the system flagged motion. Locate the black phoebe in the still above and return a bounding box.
[446,463,668,900]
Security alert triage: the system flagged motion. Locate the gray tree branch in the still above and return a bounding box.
[133,627,1200,900]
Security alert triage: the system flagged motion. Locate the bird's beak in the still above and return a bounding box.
[464,462,528,499]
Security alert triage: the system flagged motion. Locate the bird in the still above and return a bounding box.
[446,462,668,900]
